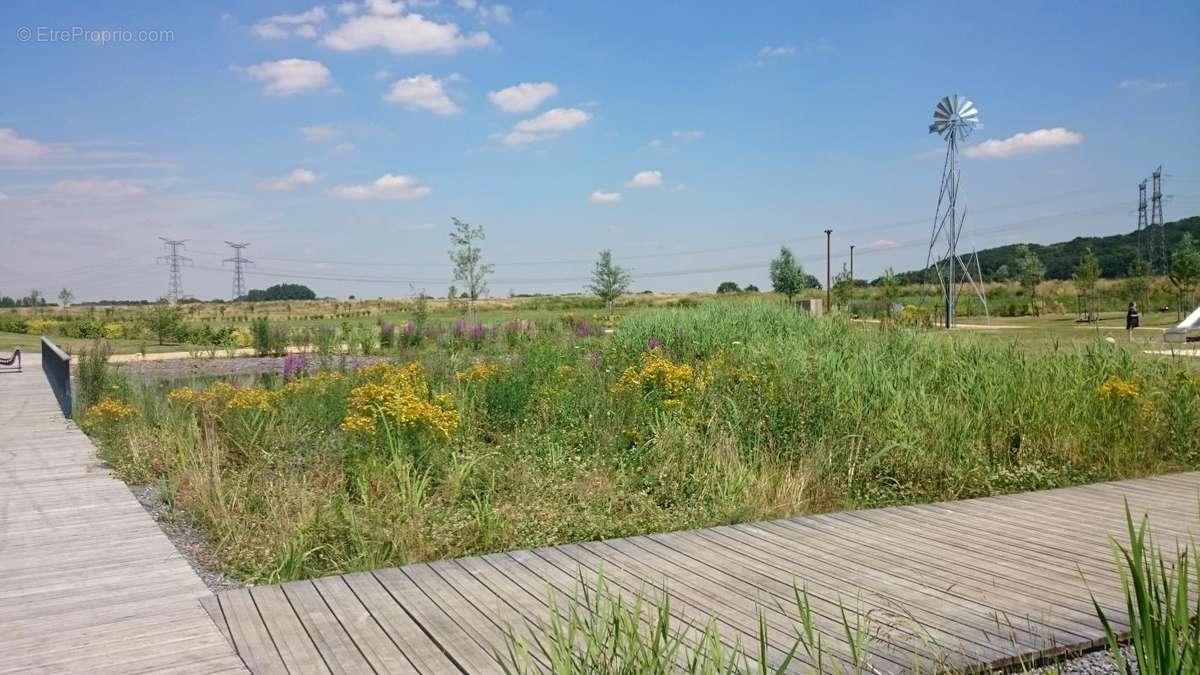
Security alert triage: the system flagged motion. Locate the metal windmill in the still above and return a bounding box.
[923,95,989,328]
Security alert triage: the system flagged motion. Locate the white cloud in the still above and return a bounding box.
[333,173,431,200]
[299,124,340,142]
[252,23,290,39]
[384,73,460,115]
[0,192,8,201]
[964,127,1083,159]
[333,142,356,153]
[672,129,703,142]
[456,0,477,9]
[647,139,663,149]
[1119,79,1171,91]
[252,6,327,39]
[237,59,333,96]
[0,128,50,161]
[51,177,147,198]
[322,13,492,55]
[479,4,512,23]
[868,239,899,250]
[626,170,663,188]
[496,107,592,145]
[366,0,406,16]
[337,2,360,15]
[759,45,795,58]
[590,190,621,204]
[488,81,557,113]
[258,168,319,192]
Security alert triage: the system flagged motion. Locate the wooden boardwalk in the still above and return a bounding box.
[0,355,246,674]
[205,473,1199,673]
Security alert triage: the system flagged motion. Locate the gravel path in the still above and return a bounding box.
[129,484,241,593]
[117,354,389,381]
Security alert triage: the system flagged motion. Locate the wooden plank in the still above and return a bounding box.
[218,590,288,674]
[312,574,418,673]
[424,559,550,672]
[248,585,332,674]
[201,594,234,648]
[633,531,940,672]
[371,567,498,673]
[280,580,374,674]
[341,572,464,673]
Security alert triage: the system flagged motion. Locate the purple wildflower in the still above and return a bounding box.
[574,321,593,338]
[590,348,602,368]
[281,353,307,381]
[647,337,664,351]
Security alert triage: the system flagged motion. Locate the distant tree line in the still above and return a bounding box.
[239,284,316,302]
[0,290,49,307]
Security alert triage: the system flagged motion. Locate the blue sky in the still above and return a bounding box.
[1,1,1198,301]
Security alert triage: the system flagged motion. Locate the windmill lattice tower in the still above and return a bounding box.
[923,95,989,328]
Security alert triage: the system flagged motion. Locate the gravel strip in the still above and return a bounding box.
[1028,645,1135,674]
[129,484,241,593]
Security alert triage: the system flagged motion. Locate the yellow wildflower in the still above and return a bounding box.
[82,397,138,431]
[612,348,694,399]
[342,362,459,440]
[1098,375,1141,401]
[225,387,275,413]
[456,361,503,384]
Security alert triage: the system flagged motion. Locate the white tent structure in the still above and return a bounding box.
[1164,305,1200,343]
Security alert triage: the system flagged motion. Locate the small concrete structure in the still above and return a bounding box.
[794,298,823,316]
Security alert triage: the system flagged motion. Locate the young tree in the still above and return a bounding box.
[879,267,903,316]
[1072,247,1102,322]
[992,264,1011,283]
[145,299,184,345]
[57,287,74,307]
[447,218,494,322]
[716,281,741,294]
[831,263,853,311]
[1015,245,1046,315]
[769,246,806,303]
[1169,234,1200,318]
[1125,257,1153,313]
[588,249,632,311]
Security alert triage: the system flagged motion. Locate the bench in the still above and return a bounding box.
[0,348,20,372]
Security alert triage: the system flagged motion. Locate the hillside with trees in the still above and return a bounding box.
[889,215,1200,284]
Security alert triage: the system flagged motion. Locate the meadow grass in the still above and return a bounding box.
[78,302,1200,585]
[1093,505,1199,675]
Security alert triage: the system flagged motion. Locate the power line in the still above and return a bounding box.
[180,204,1129,290]
[180,184,1135,271]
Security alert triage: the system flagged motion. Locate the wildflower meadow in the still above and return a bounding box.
[80,302,1200,584]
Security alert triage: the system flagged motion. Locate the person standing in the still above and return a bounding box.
[1125,301,1140,341]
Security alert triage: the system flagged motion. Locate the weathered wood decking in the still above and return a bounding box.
[0,355,246,674]
[205,472,1199,673]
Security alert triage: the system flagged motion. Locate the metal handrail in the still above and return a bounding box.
[41,337,72,418]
